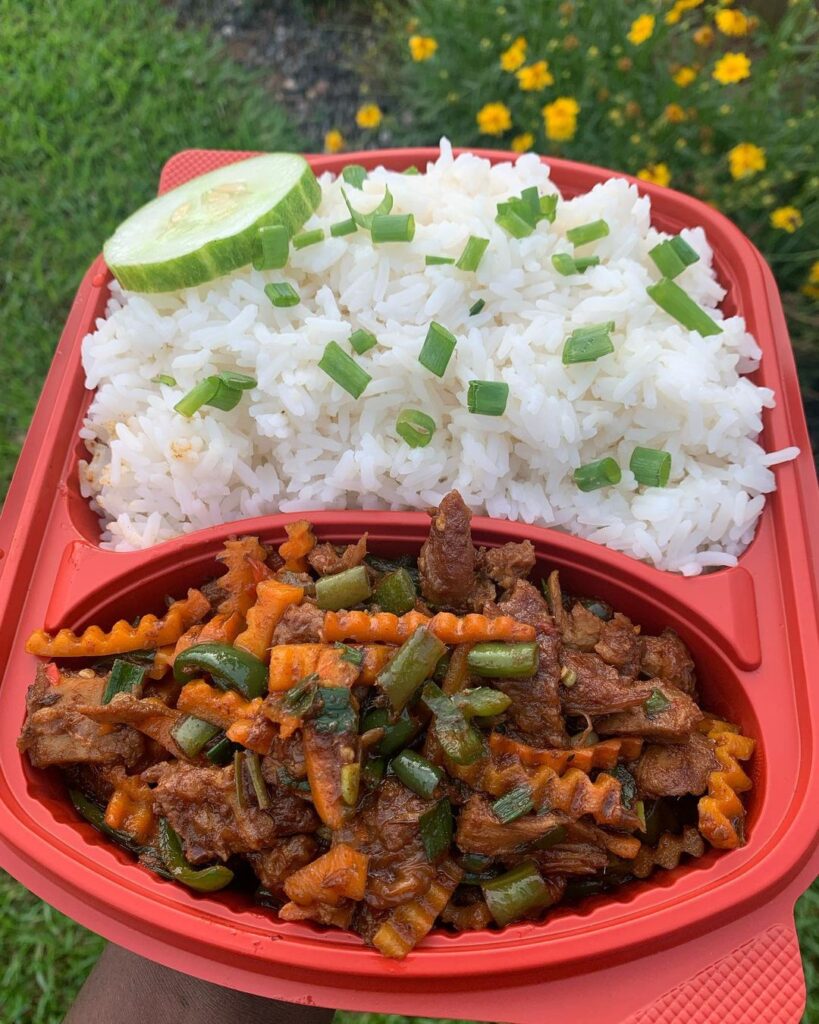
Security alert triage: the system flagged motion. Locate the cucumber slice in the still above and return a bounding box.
[104,154,321,293]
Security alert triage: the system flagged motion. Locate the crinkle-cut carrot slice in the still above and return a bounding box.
[278,520,316,573]
[234,580,304,662]
[216,537,269,617]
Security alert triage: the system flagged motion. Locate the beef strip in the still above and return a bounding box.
[477,541,536,591]
[78,694,187,759]
[559,650,654,716]
[18,667,144,769]
[455,795,566,856]
[594,613,641,676]
[634,732,718,796]
[528,843,609,876]
[595,682,703,743]
[146,761,319,863]
[271,602,324,645]
[307,535,367,577]
[262,737,308,782]
[418,490,479,611]
[640,629,696,696]
[491,579,569,747]
[245,835,318,897]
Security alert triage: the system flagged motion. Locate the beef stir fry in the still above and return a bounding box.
[19,491,755,958]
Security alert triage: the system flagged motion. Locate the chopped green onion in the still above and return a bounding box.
[171,716,220,758]
[566,219,610,247]
[204,734,235,765]
[482,861,554,926]
[371,213,415,243]
[341,763,360,806]
[456,235,490,272]
[467,380,509,416]
[495,202,535,238]
[378,628,447,714]
[330,217,358,237]
[560,666,577,688]
[647,278,722,336]
[469,298,486,316]
[391,750,443,800]
[421,681,484,765]
[607,765,637,808]
[151,374,177,386]
[467,642,539,678]
[492,784,534,824]
[669,234,699,265]
[334,642,364,666]
[265,282,300,308]
[342,186,393,230]
[362,707,420,756]
[426,255,455,266]
[373,567,417,614]
[418,321,457,377]
[318,340,372,398]
[539,194,558,223]
[315,565,372,611]
[282,674,319,717]
[342,164,367,189]
[635,800,647,832]
[644,688,672,718]
[562,322,615,365]
[650,236,699,278]
[630,446,672,487]
[349,328,377,354]
[573,457,622,492]
[244,750,271,809]
[217,371,256,391]
[402,165,420,175]
[520,186,541,222]
[174,377,221,416]
[419,798,453,861]
[396,408,436,448]
[551,253,600,276]
[234,750,248,810]
[253,224,289,271]
[102,660,146,703]
[292,228,325,250]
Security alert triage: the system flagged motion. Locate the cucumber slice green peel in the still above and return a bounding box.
[104,154,321,293]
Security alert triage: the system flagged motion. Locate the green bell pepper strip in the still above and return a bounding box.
[170,715,220,758]
[157,818,234,892]
[314,686,358,735]
[421,681,484,765]
[453,687,512,718]
[203,733,235,765]
[377,627,447,714]
[361,707,420,756]
[173,642,267,700]
[466,642,539,679]
[373,568,417,615]
[482,861,554,926]
[102,659,147,703]
[391,750,443,799]
[419,798,453,862]
[315,565,372,611]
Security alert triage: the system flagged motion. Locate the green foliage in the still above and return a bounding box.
[0,0,295,495]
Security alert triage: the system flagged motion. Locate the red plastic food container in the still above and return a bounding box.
[0,148,817,1023]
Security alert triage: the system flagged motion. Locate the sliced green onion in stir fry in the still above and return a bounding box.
[630,446,672,487]
[158,818,234,892]
[482,861,554,926]
[292,228,325,250]
[151,374,177,386]
[330,217,358,237]
[562,322,615,365]
[391,750,443,799]
[646,278,722,336]
[566,219,609,247]
[282,674,319,717]
[644,688,672,718]
[102,660,146,704]
[342,164,368,189]
[378,628,447,714]
[265,281,300,308]
[171,715,220,758]
[456,235,489,272]
[371,213,416,243]
[467,642,539,678]
[373,567,417,615]
[315,565,372,611]
[573,457,622,492]
[426,255,455,266]
[419,797,453,861]
[253,224,289,271]
[468,298,486,316]
[421,681,484,765]
[318,340,372,398]
[467,380,509,416]
[244,750,271,809]
[396,408,436,448]
[362,707,420,756]
[491,784,534,824]
[342,186,393,230]
[418,322,457,377]
[650,236,699,278]
[349,328,377,354]
[334,642,364,666]
[204,734,235,765]
[551,253,600,276]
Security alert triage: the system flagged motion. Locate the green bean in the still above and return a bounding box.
[315,565,372,611]
[391,750,443,799]
[421,681,484,765]
[482,861,554,926]
[170,715,220,758]
[377,627,447,714]
[373,568,417,615]
[466,642,539,678]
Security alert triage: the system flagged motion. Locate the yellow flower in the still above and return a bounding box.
[713,52,751,84]
[628,13,655,45]
[637,163,672,187]
[665,4,683,25]
[728,142,766,179]
[802,260,819,299]
[323,129,345,154]
[542,97,580,141]
[673,66,697,86]
[693,25,715,45]
[516,60,554,91]
[476,101,513,136]
[356,103,383,129]
[408,35,438,61]
[715,9,750,35]
[770,206,803,232]
[500,36,527,72]
[665,103,687,122]
[511,131,535,153]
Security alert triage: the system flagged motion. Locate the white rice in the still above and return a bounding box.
[79,139,798,573]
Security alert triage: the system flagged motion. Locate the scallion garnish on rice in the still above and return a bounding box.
[418,322,457,377]
[552,253,600,276]
[426,255,455,266]
[330,218,358,237]
[342,186,393,230]
[264,282,300,308]
[174,371,256,417]
[630,447,672,487]
[342,165,368,189]
[151,374,177,386]
[456,236,489,272]
[469,298,486,316]
[646,278,722,336]
[396,409,436,448]
[349,328,377,355]
[467,380,509,416]
[292,228,325,250]
[562,322,615,364]
[253,224,289,271]
[566,219,610,247]
[649,236,700,279]
[318,341,372,399]
[495,202,535,239]
[371,213,416,243]
[573,457,621,491]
